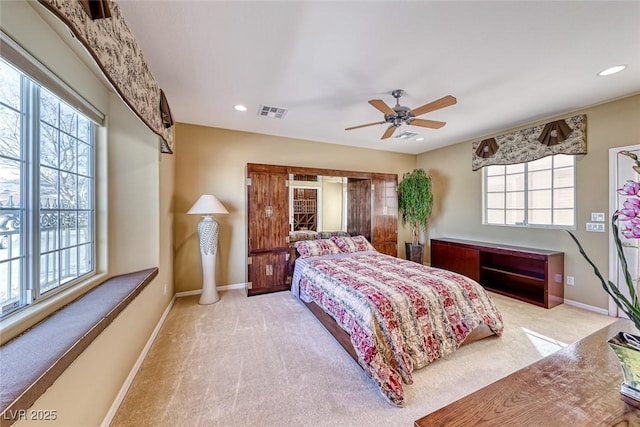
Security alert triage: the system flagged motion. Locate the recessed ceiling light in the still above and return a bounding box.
[234,104,247,112]
[416,137,425,141]
[598,65,626,76]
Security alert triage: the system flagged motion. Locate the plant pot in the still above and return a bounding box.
[405,242,424,264]
[609,331,640,407]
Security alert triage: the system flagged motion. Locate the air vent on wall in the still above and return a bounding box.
[258,104,288,119]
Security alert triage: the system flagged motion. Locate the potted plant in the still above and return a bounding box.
[398,168,433,264]
[567,150,640,405]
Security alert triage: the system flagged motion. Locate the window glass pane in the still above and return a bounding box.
[528,156,553,171]
[60,134,76,173]
[40,123,59,168]
[59,247,77,285]
[59,102,77,137]
[487,193,505,209]
[554,209,574,226]
[486,165,505,176]
[0,259,21,308]
[40,212,59,252]
[78,212,91,244]
[0,106,22,163]
[486,176,505,192]
[529,170,552,190]
[78,243,92,275]
[40,167,59,206]
[0,59,24,314]
[554,167,574,188]
[60,212,77,248]
[554,155,574,168]
[505,191,524,209]
[529,189,552,208]
[553,187,574,209]
[60,172,77,209]
[505,163,524,174]
[40,251,59,293]
[40,88,59,127]
[505,173,524,191]
[486,209,505,224]
[0,59,21,110]
[78,116,90,142]
[78,142,90,176]
[505,210,524,224]
[529,209,552,224]
[78,177,90,209]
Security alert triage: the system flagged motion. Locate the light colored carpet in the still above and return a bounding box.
[111,289,615,427]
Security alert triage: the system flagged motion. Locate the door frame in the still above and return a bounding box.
[608,144,640,317]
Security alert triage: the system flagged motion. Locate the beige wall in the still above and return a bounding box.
[2,2,175,426]
[174,124,416,292]
[417,94,640,310]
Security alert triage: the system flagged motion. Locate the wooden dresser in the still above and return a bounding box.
[431,238,564,308]
[414,319,640,426]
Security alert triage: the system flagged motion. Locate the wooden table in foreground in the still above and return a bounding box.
[414,319,640,427]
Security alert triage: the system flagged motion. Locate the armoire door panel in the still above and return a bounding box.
[247,171,289,252]
[247,251,290,295]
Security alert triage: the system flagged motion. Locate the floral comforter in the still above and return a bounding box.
[293,251,504,406]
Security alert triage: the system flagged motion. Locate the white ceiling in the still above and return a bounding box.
[117,1,640,155]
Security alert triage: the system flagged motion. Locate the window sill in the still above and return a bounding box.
[0,273,109,345]
[0,267,158,426]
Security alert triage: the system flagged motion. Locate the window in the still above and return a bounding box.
[484,154,575,228]
[0,56,95,316]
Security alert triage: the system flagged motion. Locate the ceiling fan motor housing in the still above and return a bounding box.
[386,105,414,127]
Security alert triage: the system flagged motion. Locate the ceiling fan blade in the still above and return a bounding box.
[410,118,446,129]
[369,99,396,116]
[381,125,396,139]
[345,121,386,131]
[410,95,457,117]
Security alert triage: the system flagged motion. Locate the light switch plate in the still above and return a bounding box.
[586,222,605,232]
[591,212,605,222]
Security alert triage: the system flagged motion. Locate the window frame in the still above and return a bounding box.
[0,50,98,318]
[482,155,576,230]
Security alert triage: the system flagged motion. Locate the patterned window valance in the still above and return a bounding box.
[37,0,174,154]
[471,114,587,171]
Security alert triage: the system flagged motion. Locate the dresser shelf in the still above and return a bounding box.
[431,238,564,308]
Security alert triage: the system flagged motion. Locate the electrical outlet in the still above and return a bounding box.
[586,222,605,232]
[591,212,605,222]
[566,276,575,286]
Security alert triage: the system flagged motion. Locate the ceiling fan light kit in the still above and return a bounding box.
[345,89,457,140]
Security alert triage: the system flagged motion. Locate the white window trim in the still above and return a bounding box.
[482,156,577,230]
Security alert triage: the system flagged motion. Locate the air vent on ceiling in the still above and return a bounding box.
[258,104,288,119]
[394,131,420,140]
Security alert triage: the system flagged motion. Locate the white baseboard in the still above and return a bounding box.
[100,296,176,427]
[175,283,246,298]
[563,298,610,316]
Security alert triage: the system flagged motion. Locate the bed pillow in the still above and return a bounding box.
[294,238,341,258]
[331,235,376,253]
[316,231,350,239]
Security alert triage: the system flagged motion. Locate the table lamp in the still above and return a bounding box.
[187,194,228,304]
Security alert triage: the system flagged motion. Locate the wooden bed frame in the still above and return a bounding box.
[302,297,496,364]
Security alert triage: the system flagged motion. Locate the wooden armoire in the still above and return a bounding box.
[246,163,398,296]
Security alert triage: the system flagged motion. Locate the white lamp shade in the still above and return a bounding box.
[187,194,229,215]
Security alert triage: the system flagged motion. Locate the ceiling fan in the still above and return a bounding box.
[345,89,457,140]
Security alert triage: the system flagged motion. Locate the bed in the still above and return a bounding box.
[291,235,504,406]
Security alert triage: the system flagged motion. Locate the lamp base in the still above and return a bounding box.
[197,216,220,305]
[199,289,219,305]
